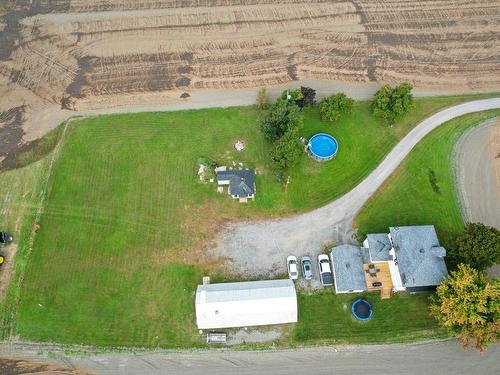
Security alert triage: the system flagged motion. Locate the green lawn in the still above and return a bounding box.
[1,93,497,347]
[355,109,500,247]
[290,290,445,344]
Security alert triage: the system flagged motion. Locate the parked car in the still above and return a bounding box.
[0,231,13,246]
[287,255,298,280]
[301,256,313,280]
[317,254,333,286]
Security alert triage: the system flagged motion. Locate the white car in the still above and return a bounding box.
[287,255,299,280]
[317,254,333,286]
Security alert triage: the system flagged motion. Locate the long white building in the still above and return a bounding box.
[195,279,298,329]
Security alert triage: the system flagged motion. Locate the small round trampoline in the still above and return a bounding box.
[307,133,338,161]
[352,298,373,321]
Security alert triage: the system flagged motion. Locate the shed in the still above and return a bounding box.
[195,279,297,329]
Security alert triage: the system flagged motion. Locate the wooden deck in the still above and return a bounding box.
[363,262,393,299]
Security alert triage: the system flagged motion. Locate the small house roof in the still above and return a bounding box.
[216,169,255,197]
[366,233,392,262]
[331,245,367,293]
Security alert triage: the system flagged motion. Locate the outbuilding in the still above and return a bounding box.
[195,279,298,329]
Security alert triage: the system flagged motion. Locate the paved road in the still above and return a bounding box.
[1,341,498,375]
[212,98,500,277]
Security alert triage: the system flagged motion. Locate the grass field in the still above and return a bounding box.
[1,94,497,347]
[355,109,500,247]
[290,290,445,344]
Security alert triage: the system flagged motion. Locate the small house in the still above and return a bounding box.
[216,168,256,202]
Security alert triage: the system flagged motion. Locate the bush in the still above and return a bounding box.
[260,98,302,142]
[448,223,500,271]
[319,93,354,122]
[256,87,270,109]
[269,128,304,170]
[372,82,413,124]
[300,86,316,107]
[430,264,500,352]
[281,89,304,106]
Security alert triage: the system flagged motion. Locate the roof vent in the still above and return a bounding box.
[203,276,210,285]
[431,246,446,258]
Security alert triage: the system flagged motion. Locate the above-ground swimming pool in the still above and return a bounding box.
[352,298,373,321]
[308,133,338,161]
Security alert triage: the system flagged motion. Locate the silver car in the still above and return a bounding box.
[301,256,313,280]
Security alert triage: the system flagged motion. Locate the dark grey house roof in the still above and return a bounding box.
[331,245,367,293]
[366,233,392,261]
[389,225,448,288]
[217,169,256,197]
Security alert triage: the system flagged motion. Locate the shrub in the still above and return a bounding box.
[300,86,316,107]
[319,93,354,122]
[372,82,413,124]
[448,223,500,271]
[256,87,270,109]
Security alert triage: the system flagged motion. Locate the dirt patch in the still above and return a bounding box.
[0,357,93,375]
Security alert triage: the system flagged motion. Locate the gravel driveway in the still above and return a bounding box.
[210,98,500,279]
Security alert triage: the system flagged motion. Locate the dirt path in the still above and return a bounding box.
[210,98,500,278]
[455,118,500,229]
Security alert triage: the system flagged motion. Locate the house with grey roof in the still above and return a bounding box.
[389,226,448,292]
[330,225,448,298]
[216,168,256,202]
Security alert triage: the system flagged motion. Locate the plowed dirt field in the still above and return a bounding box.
[1,0,500,161]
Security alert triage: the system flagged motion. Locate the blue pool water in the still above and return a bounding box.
[309,133,338,160]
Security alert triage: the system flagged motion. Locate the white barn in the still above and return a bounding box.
[195,279,298,329]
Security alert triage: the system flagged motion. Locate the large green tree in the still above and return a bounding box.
[260,98,302,142]
[449,223,500,271]
[319,93,354,122]
[430,264,500,352]
[372,82,413,124]
[269,128,303,170]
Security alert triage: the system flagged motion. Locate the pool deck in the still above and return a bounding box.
[363,262,393,299]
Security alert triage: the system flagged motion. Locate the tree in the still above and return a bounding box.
[269,128,303,170]
[260,98,302,142]
[430,264,500,352]
[448,223,500,271]
[300,86,316,107]
[319,93,354,122]
[372,82,413,124]
[256,87,270,109]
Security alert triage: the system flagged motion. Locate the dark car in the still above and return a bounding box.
[0,231,13,245]
[301,256,313,280]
